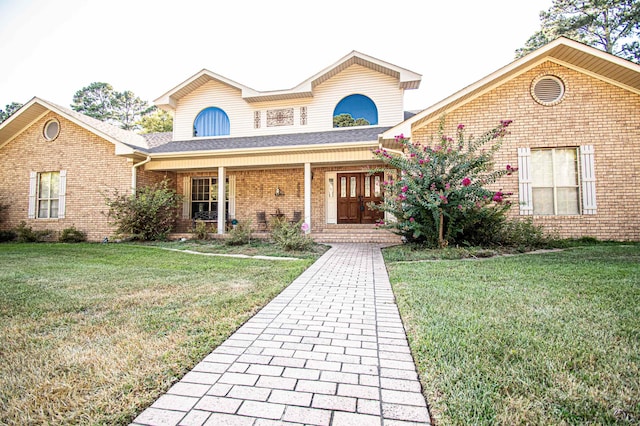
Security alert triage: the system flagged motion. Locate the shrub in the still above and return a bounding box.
[0,230,16,242]
[59,226,87,243]
[104,179,182,241]
[371,118,516,248]
[193,220,210,240]
[14,221,53,242]
[226,220,252,246]
[495,217,557,250]
[270,218,313,251]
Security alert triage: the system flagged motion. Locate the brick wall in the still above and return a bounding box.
[0,112,167,241]
[411,61,640,241]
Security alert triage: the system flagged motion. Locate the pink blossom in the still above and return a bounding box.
[445,183,450,190]
[409,217,415,223]
[430,183,437,191]
[439,195,448,204]
[419,159,425,164]
[492,191,504,203]
[397,194,407,201]
[457,124,465,130]
[462,177,471,187]
[401,185,409,193]
[458,204,463,210]
[500,119,513,127]
[301,222,310,232]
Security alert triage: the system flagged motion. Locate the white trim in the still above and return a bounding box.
[217,167,226,234]
[580,145,597,214]
[229,175,236,219]
[182,176,191,219]
[517,147,533,215]
[28,171,37,219]
[58,170,67,219]
[325,172,338,224]
[304,163,312,233]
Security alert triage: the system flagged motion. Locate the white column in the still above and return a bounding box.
[304,163,312,234]
[217,166,226,234]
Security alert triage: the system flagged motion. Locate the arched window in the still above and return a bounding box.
[333,94,378,127]
[193,107,230,137]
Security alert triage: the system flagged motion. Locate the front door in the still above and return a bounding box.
[337,172,384,224]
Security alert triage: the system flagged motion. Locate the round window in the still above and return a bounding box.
[43,119,60,141]
[531,75,565,106]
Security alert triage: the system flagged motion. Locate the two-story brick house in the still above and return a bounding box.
[1,38,638,242]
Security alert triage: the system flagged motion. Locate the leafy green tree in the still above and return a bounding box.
[0,102,24,124]
[71,82,153,130]
[137,108,173,133]
[333,113,370,127]
[371,119,516,248]
[516,0,640,63]
[104,179,182,241]
[71,82,116,122]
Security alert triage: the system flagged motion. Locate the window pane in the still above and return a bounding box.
[374,176,381,197]
[341,177,346,198]
[364,176,371,197]
[50,172,60,198]
[554,149,578,186]
[50,200,59,218]
[211,183,218,201]
[557,188,580,215]
[532,188,554,215]
[38,200,49,218]
[350,177,356,197]
[39,173,51,198]
[531,150,553,186]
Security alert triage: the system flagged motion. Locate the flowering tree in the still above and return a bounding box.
[371,119,516,248]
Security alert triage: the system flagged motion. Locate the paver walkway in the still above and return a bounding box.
[132,243,431,426]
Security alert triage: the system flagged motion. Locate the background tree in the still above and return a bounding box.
[136,108,173,133]
[71,82,153,130]
[0,102,24,124]
[333,113,370,127]
[515,0,640,63]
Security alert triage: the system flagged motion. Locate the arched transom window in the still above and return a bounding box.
[333,94,378,127]
[193,107,230,137]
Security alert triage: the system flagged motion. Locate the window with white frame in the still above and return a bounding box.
[518,146,596,216]
[28,170,67,219]
[190,177,229,218]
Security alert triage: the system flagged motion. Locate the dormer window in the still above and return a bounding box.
[193,107,230,137]
[333,94,378,127]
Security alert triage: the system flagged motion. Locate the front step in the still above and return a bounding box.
[312,224,402,244]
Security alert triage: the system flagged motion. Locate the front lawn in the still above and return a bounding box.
[0,243,316,425]
[384,243,640,425]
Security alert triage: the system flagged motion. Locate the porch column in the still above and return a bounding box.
[304,163,311,234]
[217,166,225,234]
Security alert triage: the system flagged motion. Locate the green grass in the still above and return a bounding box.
[0,242,317,425]
[384,243,640,425]
[142,239,330,259]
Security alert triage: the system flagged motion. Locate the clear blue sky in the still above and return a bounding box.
[0,0,552,112]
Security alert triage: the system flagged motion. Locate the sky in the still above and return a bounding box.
[0,0,553,113]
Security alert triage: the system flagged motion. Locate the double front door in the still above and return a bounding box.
[337,172,384,224]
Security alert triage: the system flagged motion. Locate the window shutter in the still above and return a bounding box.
[517,148,533,215]
[580,145,596,214]
[58,170,67,219]
[28,172,37,219]
[182,176,191,219]
[229,175,236,219]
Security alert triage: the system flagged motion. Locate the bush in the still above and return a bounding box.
[270,218,313,251]
[193,220,210,240]
[226,220,252,246]
[14,221,53,242]
[0,230,16,242]
[104,179,182,241]
[494,217,556,250]
[59,226,87,243]
[371,118,516,248]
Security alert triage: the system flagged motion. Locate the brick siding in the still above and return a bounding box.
[410,61,640,241]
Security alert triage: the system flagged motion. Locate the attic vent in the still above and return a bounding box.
[43,119,60,141]
[532,75,565,106]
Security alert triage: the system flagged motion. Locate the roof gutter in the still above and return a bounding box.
[131,156,151,194]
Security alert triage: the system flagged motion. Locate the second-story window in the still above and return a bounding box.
[193,107,230,137]
[333,94,378,127]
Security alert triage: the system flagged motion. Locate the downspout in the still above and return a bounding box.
[131,156,151,194]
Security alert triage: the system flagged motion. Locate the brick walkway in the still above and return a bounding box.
[132,243,431,426]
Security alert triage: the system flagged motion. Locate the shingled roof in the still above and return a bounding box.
[148,126,392,154]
